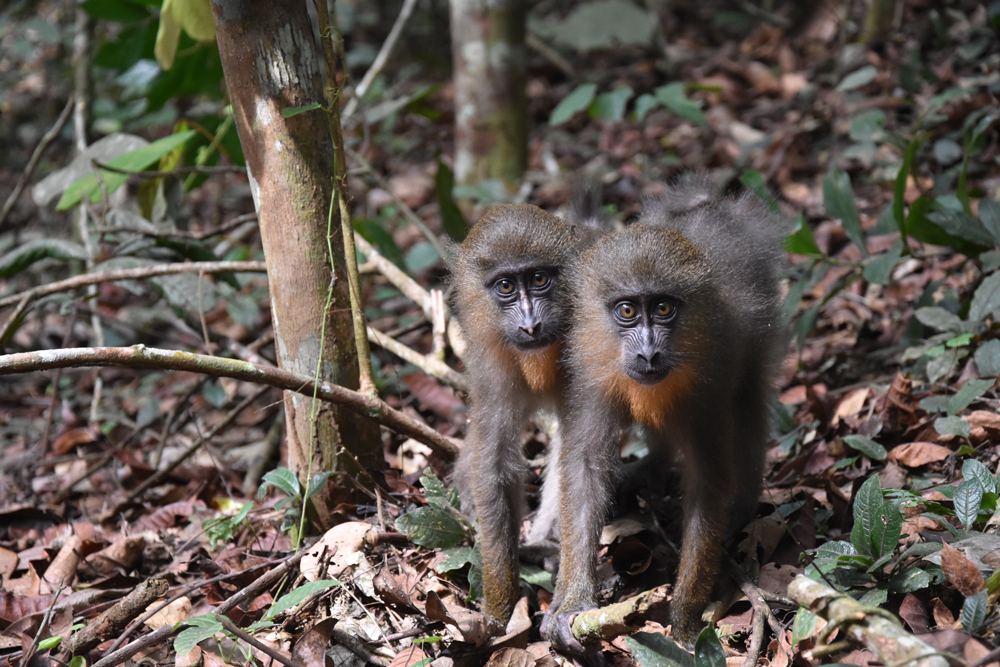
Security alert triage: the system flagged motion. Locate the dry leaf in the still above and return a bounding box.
[144,597,191,629]
[899,593,930,634]
[292,617,335,667]
[301,522,375,582]
[964,638,1000,667]
[941,542,984,598]
[485,647,534,667]
[887,442,952,467]
[389,645,428,667]
[831,388,869,426]
[84,535,145,575]
[930,597,956,628]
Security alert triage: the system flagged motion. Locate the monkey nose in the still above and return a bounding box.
[519,322,540,336]
[636,351,660,369]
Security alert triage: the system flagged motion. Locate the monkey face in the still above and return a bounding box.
[610,295,680,384]
[488,266,562,351]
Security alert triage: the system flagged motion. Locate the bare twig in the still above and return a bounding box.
[353,235,435,317]
[368,325,467,391]
[0,97,74,230]
[0,345,460,457]
[95,212,257,240]
[0,294,31,350]
[526,33,575,77]
[347,147,446,257]
[331,627,391,666]
[89,625,174,667]
[342,0,419,120]
[215,614,306,667]
[70,579,169,655]
[0,260,267,309]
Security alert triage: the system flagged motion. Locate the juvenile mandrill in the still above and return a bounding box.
[544,180,786,651]
[451,202,601,627]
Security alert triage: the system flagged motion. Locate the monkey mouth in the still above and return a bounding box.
[511,333,557,351]
[624,366,668,385]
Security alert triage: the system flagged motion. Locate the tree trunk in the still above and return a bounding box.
[450,0,528,187]
[211,0,382,525]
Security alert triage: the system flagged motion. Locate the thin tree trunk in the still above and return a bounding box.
[450,0,528,187]
[211,0,382,525]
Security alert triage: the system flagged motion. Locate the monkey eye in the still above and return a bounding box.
[494,278,515,296]
[615,302,638,321]
[530,271,550,288]
[654,301,674,317]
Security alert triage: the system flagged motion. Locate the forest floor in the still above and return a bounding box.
[1,1,999,666]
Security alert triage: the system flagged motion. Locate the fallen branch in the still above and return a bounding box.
[570,584,671,645]
[0,345,459,458]
[368,325,467,392]
[0,260,268,309]
[787,575,947,667]
[70,579,169,655]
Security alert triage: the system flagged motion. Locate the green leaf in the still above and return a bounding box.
[550,83,598,126]
[435,546,475,573]
[974,339,1000,376]
[935,416,971,439]
[56,130,197,210]
[857,586,888,606]
[634,93,660,122]
[979,198,1000,245]
[37,636,62,650]
[906,195,986,256]
[894,139,921,236]
[870,501,903,560]
[693,627,726,667]
[963,459,996,494]
[174,615,224,657]
[946,334,973,348]
[404,242,440,274]
[281,102,323,117]
[850,109,886,142]
[842,435,887,461]
[862,238,903,285]
[791,608,817,645]
[396,506,467,548]
[542,0,657,51]
[913,307,964,334]
[625,632,695,667]
[961,590,988,632]
[0,239,88,277]
[851,475,883,557]
[970,272,1000,324]
[949,378,995,414]
[889,567,933,594]
[421,471,461,510]
[783,213,823,256]
[954,479,984,529]
[434,160,468,242]
[591,86,633,122]
[519,563,555,592]
[740,170,777,211]
[654,83,706,125]
[927,206,995,247]
[265,580,340,620]
[836,65,878,91]
[355,218,405,268]
[258,467,300,500]
[306,471,334,500]
[823,167,866,257]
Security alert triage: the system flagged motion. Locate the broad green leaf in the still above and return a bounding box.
[355,218,405,268]
[550,84,598,126]
[889,566,933,594]
[740,170,777,211]
[306,471,334,500]
[871,501,903,559]
[693,627,725,667]
[174,615,224,657]
[265,580,340,620]
[37,636,62,650]
[519,563,555,592]
[857,586,888,606]
[395,506,467,548]
[434,160,468,242]
[842,435,887,461]
[949,378,995,415]
[894,139,921,235]
[974,339,1000,376]
[784,213,823,256]
[404,242,440,274]
[851,475,883,557]
[970,271,1000,324]
[0,239,87,277]
[862,238,903,285]
[634,93,660,122]
[282,102,322,117]
[421,471,461,510]
[823,167,866,256]
[435,546,475,573]
[935,416,971,439]
[625,632,695,667]
[258,467,300,500]
[836,65,878,91]
[947,334,973,348]
[954,480,984,529]
[963,459,996,494]
[654,83,705,125]
[961,590,988,631]
[56,131,197,210]
[980,198,1000,245]
[850,109,886,142]
[933,138,963,165]
[790,608,817,645]
[543,0,656,50]
[927,207,995,247]
[913,307,964,334]
[81,0,151,22]
[591,86,633,122]
[906,195,986,256]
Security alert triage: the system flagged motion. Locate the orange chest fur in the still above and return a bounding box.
[490,341,562,393]
[606,364,696,430]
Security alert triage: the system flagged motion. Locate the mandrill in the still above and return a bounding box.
[544,178,787,651]
[450,201,603,627]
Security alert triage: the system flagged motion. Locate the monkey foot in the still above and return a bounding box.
[541,605,598,655]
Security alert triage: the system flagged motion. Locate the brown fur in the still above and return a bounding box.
[516,343,562,393]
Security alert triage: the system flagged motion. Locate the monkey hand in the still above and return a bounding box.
[541,602,598,654]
